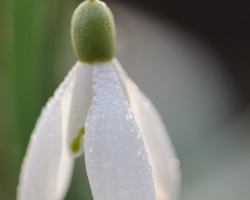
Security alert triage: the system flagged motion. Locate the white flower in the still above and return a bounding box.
[17,0,181,200]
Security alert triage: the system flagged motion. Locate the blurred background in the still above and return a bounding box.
[1,0,250,199]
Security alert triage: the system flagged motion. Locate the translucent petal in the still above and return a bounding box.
[112,58,181,200]
[67,62,93,158]
[17,64,78,200]
[84,62,155,200]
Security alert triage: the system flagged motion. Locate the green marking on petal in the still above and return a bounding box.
[71,127,85,153]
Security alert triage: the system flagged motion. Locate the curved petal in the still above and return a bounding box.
[84,62,155,200]
[112,58,181,200]
[17,64,79,200]
[67,62,93,158]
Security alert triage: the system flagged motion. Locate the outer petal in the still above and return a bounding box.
[17,64,79,200]
[84,62,155,200]
[67,62,93,158]
[112,58,181,200]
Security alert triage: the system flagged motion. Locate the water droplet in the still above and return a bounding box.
[168,158,180,169]
[32,135,36,142]
[125,111,133,120]
[100,111,105,118]
[138,149,142,156]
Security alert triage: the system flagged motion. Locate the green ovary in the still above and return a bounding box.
[71,0,116,63]
[71,127,85,153]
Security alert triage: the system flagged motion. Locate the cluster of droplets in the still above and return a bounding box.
[84,62,155,200]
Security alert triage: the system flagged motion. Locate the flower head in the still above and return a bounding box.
[17,0,181,200]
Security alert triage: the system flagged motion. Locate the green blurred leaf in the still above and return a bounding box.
[0,0,79,199]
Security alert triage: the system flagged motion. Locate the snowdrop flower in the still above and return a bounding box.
[17,0,181,200]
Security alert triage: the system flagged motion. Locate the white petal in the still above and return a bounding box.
[112,58,181,200]
[17,64,78,200]
[84,62,155,200]
[67,62,93,158]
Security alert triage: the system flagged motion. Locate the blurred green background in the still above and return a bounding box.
[0,0,93,199]
[1,0,250,199]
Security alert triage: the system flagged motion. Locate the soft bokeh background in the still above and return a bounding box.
[1,0,250,199]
